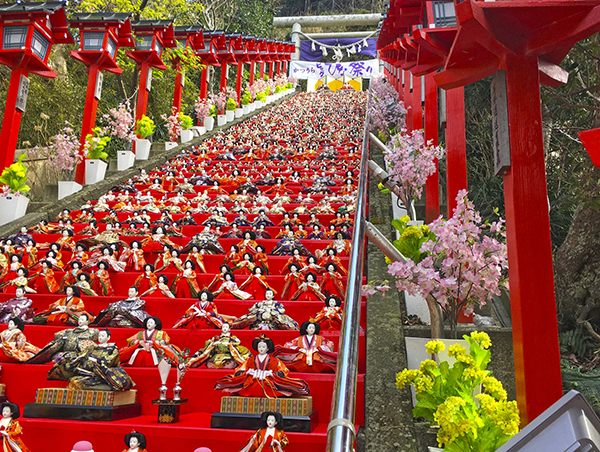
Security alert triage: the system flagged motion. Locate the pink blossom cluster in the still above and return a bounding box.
[100,101,135,142]
[384,129,444,210]
[225,87,238,104]
[388,190,508,327]
[161,107,182,142]
[194,97,212,121]
[249,79,267,99]
[209,91,227,112]
[274,74,288,87]
[288,75,298,85]
[368,73,407,141]
[26,124,82,178]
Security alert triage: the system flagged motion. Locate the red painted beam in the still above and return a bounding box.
[412,74,423,130]
[74,64,101,185]
[0,66,28,169]
[135,63,151,125]
[236,63,243,107]
[249,62,256,86]
[404,71,413,132]
[445,87,467,217]
[424,73,439,223]
[173,71,184,114]
[503,54,562,424]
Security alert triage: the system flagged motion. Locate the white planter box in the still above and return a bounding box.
[58,181,82,201]
[242,105,250,115]
[235,108,243,118]
[204,117,215,131]
[217,115,226,127]
[180,129,194,143]
[85,159,107,185]
[190,126,201,137]
[226,110,235,122]
[165,142,178,151]
[249,103,256,112]
[0,195,29,226]
[253,101,262,109]
[267,95,275,103]
[117,150,135,171]
[135,138,151,160]
[198,126,206,135]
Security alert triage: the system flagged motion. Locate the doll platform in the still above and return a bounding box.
[211,396,317,432]
[23,388,141,421]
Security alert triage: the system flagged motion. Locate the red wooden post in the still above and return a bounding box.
[249,62,256,86]
[74,64,101,184]
[403,70,413,131]
[283,60,288,75]
[135,64,151,124]
[412,75,423,130]
[220,62,228,92]
[445,86,467,217]
[236,63,243,106]
[269,61,274,79]
[397,68,404,102]
[259,62,265,79]
[424,73,439,223]
[0,67,28,168]
[503,54,562,423]
[173,70,184,114]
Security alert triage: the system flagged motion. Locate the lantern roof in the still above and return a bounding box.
[70,12,135,47]
[0,1,73,44]
[131,20,176,48]
[173,24,204,49]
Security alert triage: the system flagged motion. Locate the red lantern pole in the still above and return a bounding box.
[236,63,243,106]
[424,73,439,223]
[135,63,151,124]
[412,75,422,130]
[249,62,256,86]
[220,63,228,92]
[397,68,404,102]
[74,63,101,184]
[445,87,467,217]
[269,61,274,79]
[0,67,29,168]
[259,62,265,79]
[403,70,413,131]
[172,69,184,115]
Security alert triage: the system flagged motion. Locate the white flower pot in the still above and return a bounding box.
[0,195,29,226]
[58,181,82,201]
[235,108,243,118]
[85,159,108,185]
[267,95,274,103]
[249,103,256,112]
[135,138,151,160]
[204,117,215,131]
[190,126,201,137]
[117,150,135,171]
[253,101,262,109]
[217,114,226,127]
[242,105,250,115]
[165,142,178,151]
[225,110,235,122]
[180,129,194,143]
[198,126,206,135]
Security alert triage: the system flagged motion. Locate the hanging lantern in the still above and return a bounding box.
[321,46,326,56]
[311,41,316,52]
[363,38,369,47]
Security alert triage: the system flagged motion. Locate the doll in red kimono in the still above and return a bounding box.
[0,401,30,452]
[239,411,289,452]
[314,296,344,331]
[320,263,345,301]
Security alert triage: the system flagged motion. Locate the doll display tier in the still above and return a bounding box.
[5,91,366,451]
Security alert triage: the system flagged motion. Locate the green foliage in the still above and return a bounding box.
[209,105,218,117]
[264,86,271,96]
[163,45,205,71]
[274,85,282,93]
[390,215,435,263]
[226,98,238,111]
[84,127,110,160]
[228,0,277,37]
[179,113,193,130]
[0,154,30,194]
[241,92,252,106]
[559,326,594,358]
[256,92,266,102]
[135,115,155,139]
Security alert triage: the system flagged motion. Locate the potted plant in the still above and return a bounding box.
[161,107,182,150]
[83,127,110,185]
[193,97,210,136]
[210,92,227,127]
[135,114,155,161]
[225,97,237,122]
[205,104,217,131]
[256,92,266,107]
[179,113,194,143]
[0,154,30,225]
[99,101,136,171]
[241,91,252,115]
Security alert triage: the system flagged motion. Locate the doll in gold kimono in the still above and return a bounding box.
[187,322,251,369]
[0,317,40,362]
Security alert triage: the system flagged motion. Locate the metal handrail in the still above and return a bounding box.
[326,87,373,452]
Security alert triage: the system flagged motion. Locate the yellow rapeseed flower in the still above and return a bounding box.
[401,225,423,240]
[425,340,445,355]
[420,224,430,234]
[419,359,438,373]
[483,376,508,401]
[448,343,467,358]
[463,366,486,382]
[395,369,420,389]
[400,215,411,223]
[456,353,476,366]
[414,374,434,393]
[470,331,492,349]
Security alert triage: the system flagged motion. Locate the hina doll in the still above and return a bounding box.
[134,264,158,295]
[173,290,228,330]
[207,264,231,292]
[300,255,324,276]
[155,247,184,272]
[0,318,40,362]
[274,320,337,373]
[123,431,147,452]
[92,287,150,328]
[32,259,59,294]
[237,231,259,255]
[33,286,93,326]
[0,254,23,283]
[232,252,257,275]
[140,275,175,298]
[318,248,348,275]
[254,245,270,274]
[255,225,272,240]
[60,261,84,292]
[0,401,31,452]
[58,329,134,391]
[187,322,250,369]
[0,287,34,324]
[271,232,310,256]
[313,296,343,331]
[233,289,298,330]
[75,272,98,296]
[67,242,90,267]
[213,272,252,300]
[57,228,76,251]
[252,211,274,228]
[281,264,303,300]
[90,261,115,296]
[280,249,308,275]
[222,223,244,239]
[119,317,182,367]
[224,245,242,268]
[27,313,99,364]
[171,260,201,298]
[239,411,289,452]
[214,334,310,398]
[239,266,276,300]
[187,245,207,273]
[320,263,345,301]
[142,226,179,253]
[0,268,35,294]
[83,246,125,272]
[21,239,38,269]
[325,232,352,256]
[294,224,308,240]
[119,240,146,272]
[291,272,326,301]
[307,225,325,240]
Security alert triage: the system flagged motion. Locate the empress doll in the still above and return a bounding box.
[171,260,201,298]
[320,263,345,301]
[0,287,34,324]
[33,286,93,326]
[232,289,298,331]
[119,317,182,367]
[187,322,250,369]
[239,266,276,300]
[291,272,326,302]
[133,264,158,295]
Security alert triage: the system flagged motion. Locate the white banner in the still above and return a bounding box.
[290,59,379,80]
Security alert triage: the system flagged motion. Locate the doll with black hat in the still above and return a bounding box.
[123,430,147,452]
[239,411,288,452]
[0,400,30,451]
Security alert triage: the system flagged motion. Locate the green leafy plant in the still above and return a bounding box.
[560,326,594,357]
[179,113,193,130]
[0,154,30,194]
[390,215,436,263]
[396,332,519,451]
[135,115,155,139]
[264,86,271,96]
[256,92,266,102]
[209,105,218,117]
[226,98,237,111]
[83,127,110,160]
[241,92,252,106]
[274,85,282,94]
